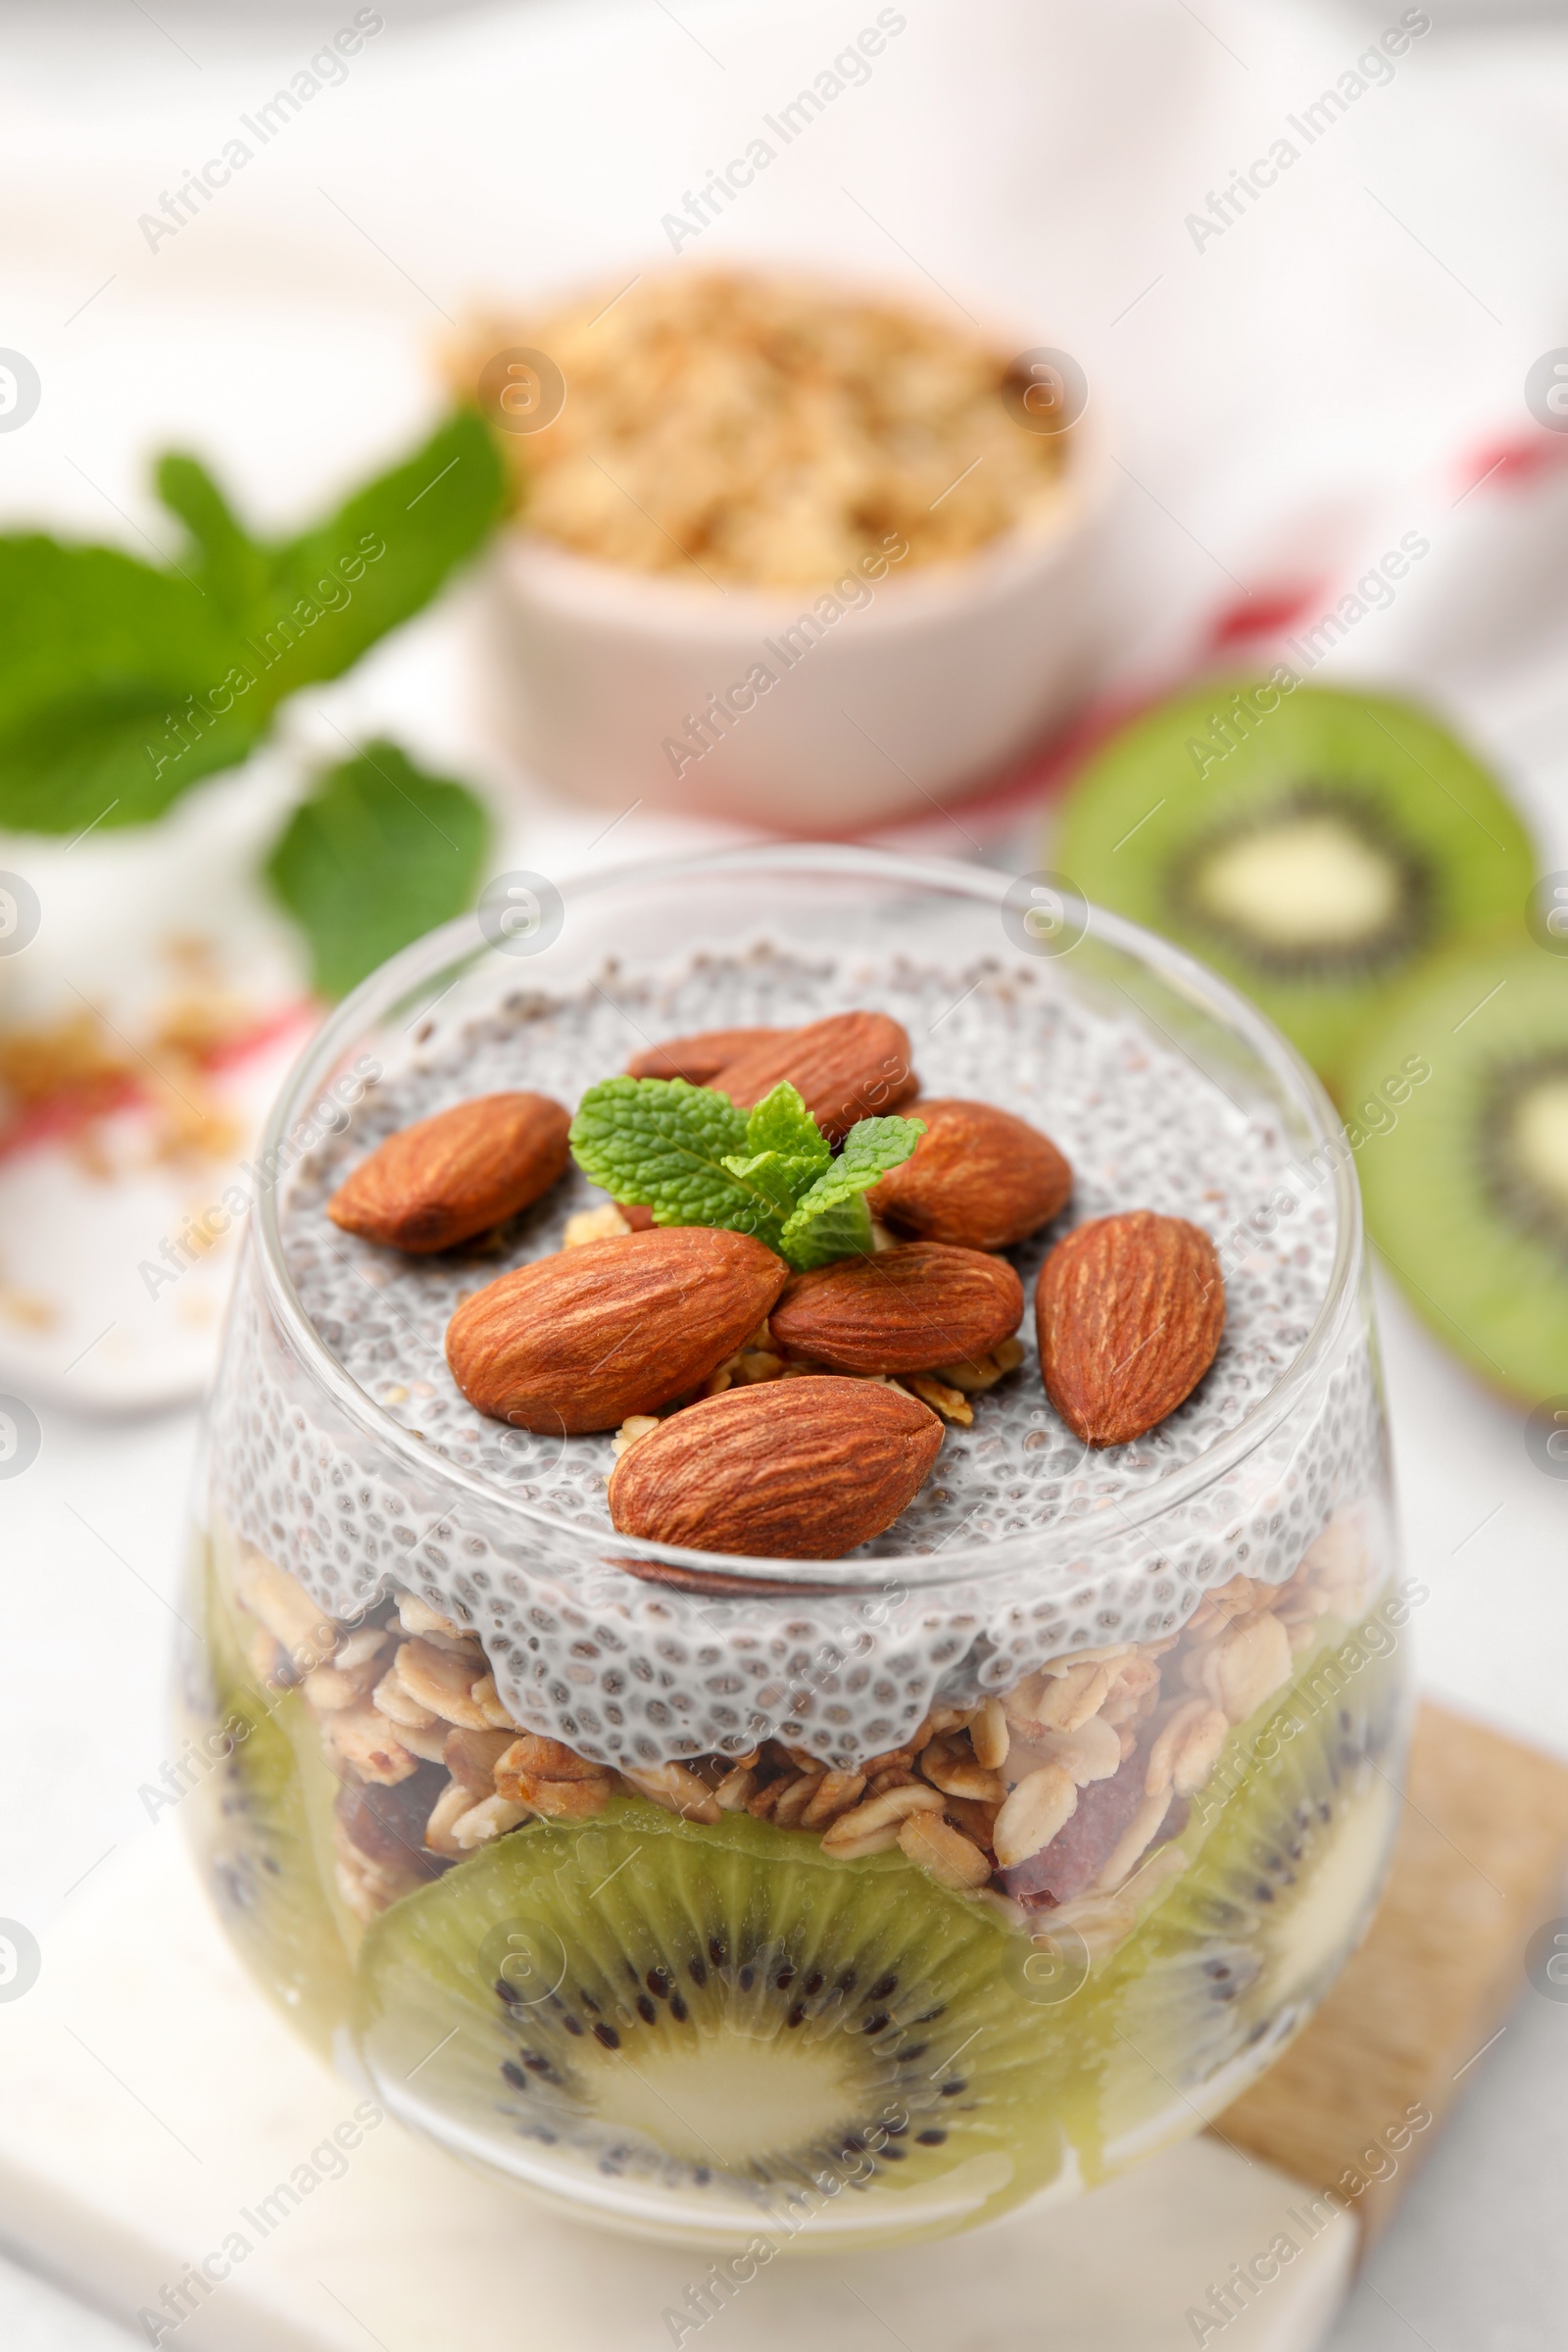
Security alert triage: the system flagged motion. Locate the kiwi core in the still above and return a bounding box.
[1188,808,1405,954]
[583,2029,864,2167]
[1510,1072,1568,1221]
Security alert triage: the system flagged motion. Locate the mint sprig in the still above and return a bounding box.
[569,1077,923,1270]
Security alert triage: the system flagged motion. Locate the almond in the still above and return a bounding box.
[770,1241,1023,1373]
[625,1027,792,1083]
[607,1375,943,1557]
[328,1092,569,1253]
[710,1011,918,1141]
[1036,1210,1225,1446]
[867,1099,1072,1250]
[446,1227,788,1433]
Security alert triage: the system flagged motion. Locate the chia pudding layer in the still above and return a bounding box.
[211,940,1385,1773]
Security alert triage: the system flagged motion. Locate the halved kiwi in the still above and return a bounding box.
[352,1606,1404,2235]
[1346,933,1568,1399]
[1054,683,1534,1090]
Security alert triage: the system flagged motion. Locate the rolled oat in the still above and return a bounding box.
[993,1761,1078,1868]
[898,1811,992,1891]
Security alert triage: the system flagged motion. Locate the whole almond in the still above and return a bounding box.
[1036,1211,1225,1446]
[771,1241,1023,1373]
[867,1099,1072,1250]
[711,1011,917,1142]
[328,1093,569,1253]
[447,1227,788,1433]
[607,1376,943,1557]
[625,1027,792,1083]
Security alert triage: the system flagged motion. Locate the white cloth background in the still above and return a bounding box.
[2,3,1567,2346]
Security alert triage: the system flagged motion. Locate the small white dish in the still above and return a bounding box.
[478,415,1116,832]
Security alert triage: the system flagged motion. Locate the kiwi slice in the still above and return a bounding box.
[1054,683,1534,1089]
[1346,934,1568,1399]
[353,1605,1404,2235]
[182,1547,356,2055]
[1092,1625,1405,2172]
[185,1685,357,2055]
[355,1800,1062,2243]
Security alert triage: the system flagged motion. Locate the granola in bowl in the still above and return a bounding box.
[460,270,1074,588]
[460,270,1107,823]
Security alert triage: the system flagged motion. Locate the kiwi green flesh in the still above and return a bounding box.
[183,1554,356,2054]
[353,1610,1403,2225]
[1347,938,1568,1400]
[1054,683,1534,1088]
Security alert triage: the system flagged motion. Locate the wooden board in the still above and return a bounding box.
[1215,1699,1568,2247]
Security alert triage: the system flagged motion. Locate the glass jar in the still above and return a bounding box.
[179,846,1409,2252]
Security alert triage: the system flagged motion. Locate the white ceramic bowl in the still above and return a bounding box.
[478,414,1116,832]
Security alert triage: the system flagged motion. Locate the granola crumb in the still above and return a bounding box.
[936,1337,1026,1394]
[901,1373,973,1425]
[564,1202,633,1249]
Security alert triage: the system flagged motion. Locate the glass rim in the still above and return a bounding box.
[250,842,1363,1592]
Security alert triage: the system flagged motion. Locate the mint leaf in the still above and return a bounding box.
[779,1114,924,1269]
[154,454,270,622]
[720,1083,831,1216]
[0,537,265,832]
[0,410,506,837]
[743,1083,833,1177]
[266,739,490,1000]
[747,1086,832,1185]
[719,1149,804,1221]
[788,1191,880,1269]
[239,409,506,702]
[569,1078,790,1248]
